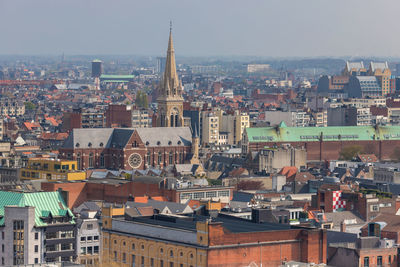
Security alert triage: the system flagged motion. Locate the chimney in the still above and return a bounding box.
[340,221,346,232]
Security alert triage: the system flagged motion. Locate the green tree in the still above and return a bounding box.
[339,145,363,160]
[135,90,148,108]
[24,101,36,111]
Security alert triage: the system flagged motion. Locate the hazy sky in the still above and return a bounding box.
[0,0,399,57]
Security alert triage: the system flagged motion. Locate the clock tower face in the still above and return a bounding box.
[128,153,142,169]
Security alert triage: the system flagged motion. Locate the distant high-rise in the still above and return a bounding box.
[91,59,102,78]
[156,57,166,74]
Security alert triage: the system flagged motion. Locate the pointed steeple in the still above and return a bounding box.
[159,22,182,99]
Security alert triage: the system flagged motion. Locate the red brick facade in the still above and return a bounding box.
[59,130,191,170]
[248,140,400,161]
[207,223,326,267]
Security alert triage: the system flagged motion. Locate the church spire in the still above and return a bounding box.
[160,21,182,98]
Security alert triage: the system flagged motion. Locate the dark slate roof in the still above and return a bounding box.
[127,213,292,233]
[327,230,358,245]
[62,127,191,149]
[110,128,134,149]
[135,127,192,147]
[62,128,115,149]
[126,200,191,214]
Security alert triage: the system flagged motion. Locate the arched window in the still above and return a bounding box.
[179,152,183,163]
[89,153,94,168]
[147,151,151,166]
[76,153,81,169]
[169,151,173,165]
[100,154,105,168]
[158,151,162,165]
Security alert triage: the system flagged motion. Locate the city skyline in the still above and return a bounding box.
[1,0,400,57]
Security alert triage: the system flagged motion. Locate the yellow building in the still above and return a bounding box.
[234,111,250,145]
[102,206,207,267]
[20,158,86,181]
[201,112,219,146]
[368,62,391,96]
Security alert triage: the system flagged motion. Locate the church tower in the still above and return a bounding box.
[156,24,184,127]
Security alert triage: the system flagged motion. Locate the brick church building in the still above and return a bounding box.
[59,127,192,170]
[60,23,196,171]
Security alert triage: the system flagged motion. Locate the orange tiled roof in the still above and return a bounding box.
[134,196,149,203]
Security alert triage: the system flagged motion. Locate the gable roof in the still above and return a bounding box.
[0,191,74,227]
[134,127,192,147]
[62,127,191,149]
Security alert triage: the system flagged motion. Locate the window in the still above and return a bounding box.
[169,151,173,165]
[1,244,3,252]
[89,153,94,168]
[147,151,151,165]
[160,260,164,267]
[123,253,126,263]
[377,256,382,267]
[364,257,369,267]
[81,237,86,242]
[61,243,71,251]
[158,152,162,165]
[35,245,38,253]
[170,250,174,257]
[100,154,105,168]
[81,247,86,254]
[13,220,24,265]
[132,243,135,250]
[141,256,144,267]
[77,153,81,169]
[132,254,136,267]
[151,258,154,267]
[170,262,174,267]
[34,232,38,240]
[94,246,99,254]
[114,251,117,261]
[87,236,92,241]
[34,258,38,264]
[94,236,99,241]
[389,255,392,264]
[1,232,3,240]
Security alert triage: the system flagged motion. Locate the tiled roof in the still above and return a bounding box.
[0,191,74,227]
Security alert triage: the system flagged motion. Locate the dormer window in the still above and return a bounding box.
[157,141,161,146]
[177,141,182,145]
[168,141,172,145]
[99,142,104,147]
[146,141,150,146]
[88,142,92,147]
[75,143,80,148]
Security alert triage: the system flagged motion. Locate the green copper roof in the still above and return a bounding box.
[101,80,130,83]
[100,74,134,79]
[0,191,74,227]
[245,125,400,143]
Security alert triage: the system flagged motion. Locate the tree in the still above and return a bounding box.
[135,90,148,108]
[339,145,363,160]
[24,101,36,111]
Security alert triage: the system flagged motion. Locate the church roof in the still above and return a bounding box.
[135,127,192,147]
[62,127,192,149]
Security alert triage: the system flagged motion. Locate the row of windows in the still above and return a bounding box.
[363,255,395,267]
[81,236,99,242]
[114,252,196,267]
[80,246,99,255]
